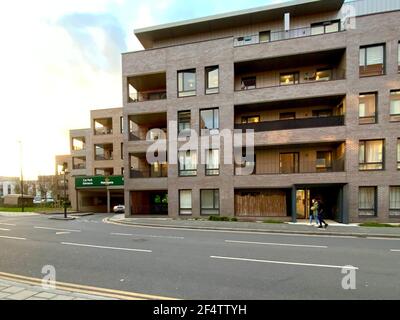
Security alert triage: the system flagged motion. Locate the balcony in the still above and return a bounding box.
[234,23,344,47]
[95,144,113,161]
[235,143,345,176]
[128,113,167,141]
[129,153,168,178]
[234,48,346,92]
[235,95,345,132]
[128,72,167,103]
[94,118,113,135]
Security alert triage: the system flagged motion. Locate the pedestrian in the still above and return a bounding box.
[317,200,329,229]
[310,199,319,226]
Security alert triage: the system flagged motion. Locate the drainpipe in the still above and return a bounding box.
[291,186,297,223]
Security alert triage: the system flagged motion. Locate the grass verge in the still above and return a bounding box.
[359,222,400,228]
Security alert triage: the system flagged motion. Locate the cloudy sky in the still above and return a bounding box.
[0,0,287,179]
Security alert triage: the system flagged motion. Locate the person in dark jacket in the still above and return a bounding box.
[317,200,328,229]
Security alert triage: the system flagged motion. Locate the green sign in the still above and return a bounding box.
[75,176,124,189]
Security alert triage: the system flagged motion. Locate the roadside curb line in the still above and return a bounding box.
[0,272,177,300]
[105,218,400,239]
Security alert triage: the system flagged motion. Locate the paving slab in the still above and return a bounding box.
[7,290,37,300]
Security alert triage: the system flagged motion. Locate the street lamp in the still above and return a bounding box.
[18,140,24,213]
[61,162,69,219]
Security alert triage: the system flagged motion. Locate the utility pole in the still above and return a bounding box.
[18,140,24,213]
[62,162,68,219]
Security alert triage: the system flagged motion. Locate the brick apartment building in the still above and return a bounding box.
[122,0,400,223]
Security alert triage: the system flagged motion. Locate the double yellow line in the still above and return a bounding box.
[0,271,177,300]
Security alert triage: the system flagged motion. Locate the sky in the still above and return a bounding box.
[0,0,288,180]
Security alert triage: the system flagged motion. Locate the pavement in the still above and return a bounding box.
[1,212,400,300]
[108,215,400,239]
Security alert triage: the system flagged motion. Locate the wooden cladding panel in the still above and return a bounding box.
[235,189,287,217]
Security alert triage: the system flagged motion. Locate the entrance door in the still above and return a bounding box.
[296,189,310,219]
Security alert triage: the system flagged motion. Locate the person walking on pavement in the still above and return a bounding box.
[317,199,329,229]
[310,199,319,226]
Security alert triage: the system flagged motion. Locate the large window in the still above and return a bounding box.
[280,153,299,174]
[178,111,191,135]
[280,72,299,86]
[178,150,197,176]
[179,190,192,215]
[359,93,377,124]
[390,90,400,122]
[205,66,219,95]
[316,151,333,172]
[359,140,384,170]
[72,137,85,151]
[311,20,340,36]
[178,69,196,97]
[390,187,400,215]
[359,44,385,77]
[205,149,220,176]
[201,189,220,215]
[200,108,219,134]
[358,187,377,216]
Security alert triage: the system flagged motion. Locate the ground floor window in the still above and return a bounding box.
[358,187,377,216]
[201,189,220,215]
[179,190,192,215]
[390,186,400,216]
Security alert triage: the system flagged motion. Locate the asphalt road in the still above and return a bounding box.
[0,214,399,300]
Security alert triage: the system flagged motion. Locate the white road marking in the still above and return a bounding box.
[110,232,184,240]
[210,256,359,270]
[0,228,10,231]
[61,242,152,253]
[0,223,16,226]
[390,249,400,252]
[34,226,81,233]
[367,237,400,241]
[56,232,71,235]
[0,236,26,241]
[106,222,357,239]
[225,240,328,249]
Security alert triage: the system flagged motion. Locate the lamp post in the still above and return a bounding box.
[61,162,68,219]
[18,140,24,213]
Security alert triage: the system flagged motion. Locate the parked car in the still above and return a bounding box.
[41,198,55,204]
[113,205,125,213]
[33,196,42,204]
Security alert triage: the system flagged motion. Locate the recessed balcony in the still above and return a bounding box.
[127,72,167,103]
[129,153,168,178]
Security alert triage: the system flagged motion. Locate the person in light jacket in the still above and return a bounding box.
[310,199,319,226]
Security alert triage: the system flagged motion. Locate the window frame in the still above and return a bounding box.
[205,66,219,95]
[358,186,377,217]
[310,20,341,36]
[359,44,386,77]
[177,69,196,98]
[178,150,197,177]
[397,139,400,170]
[390,90,400,122]
[359,139,384,171]
[200,108,219,135]
[358,92,378,125]
[179,190,193,215]
[178,110,191,135]
[200,189,220,215]
[279,72,300,86]
[205,149,220,176]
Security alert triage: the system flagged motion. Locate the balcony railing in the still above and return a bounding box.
[128,90,167,103]
[129,129,167,141]
[73,164,86,170]
[235,115,344,132]
[234,26,344,47]
[235,159,345,175]
[130,165,168,178]
[94,128,113,135]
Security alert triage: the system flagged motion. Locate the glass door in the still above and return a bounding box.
[296,189,310,219]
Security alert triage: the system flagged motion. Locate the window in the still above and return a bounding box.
[178,150,197,176]
[359,93,377,124]
[241,77,256,90]
[312,109,333,118]
[205,66,219,94]
[358,187,377,216]
[315,69,332,81]
[179,190,192,215]
[311,20,340,35]
[359,44,385,77]
[121,143,123,160]
[259,31,271,43]
[201,189,220,215]
[390,187,400,215]
[398,42,400,72]
[72,157,86,170]
[95,144,113,161]
[280,112,296,120]
[178,111,191,135]
[359,140,384,170]
[241,116,260,124]
[178,69,196,97]
[200,108,219,134]
[280,153,299,174]
[316,151,333,172]
[280,72,299,86]
[390,90,400,122]
[206,149,220,176]
[397,139,400,170]
[95,168,114,176]
[120,116,124,134]
[72,137,85,151]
